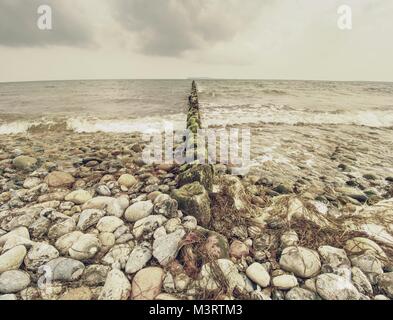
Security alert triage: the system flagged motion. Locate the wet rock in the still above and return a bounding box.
[45,257,85,282]
[316,273,361,300]
[318,246,350,268]
[45,171,75,188]
[13,156,37,171]
[377,273,393,298]
[69,234,101,261]
[286,287,318,300]
[153,229,186,266]
[272,275,298,290]
[280,246,321,278]
[65,190,92,205]
[96,216,124,233]
[99,269,131,300]
[125,243,152,274]
[124,200,153,222]
[172,182,211,227]
[117,174,137,188]
[0,270,30,294]
[77,209,105,231]
[131,267,164,300]
[246,263,271,288]
[177,164,214,192]
[24,243,59,271]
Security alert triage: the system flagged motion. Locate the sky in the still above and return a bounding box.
[0,0,392,82]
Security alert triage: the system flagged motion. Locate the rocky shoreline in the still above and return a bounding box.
[0,83,393,300]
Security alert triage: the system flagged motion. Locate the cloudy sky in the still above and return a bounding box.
[0,0,392,82]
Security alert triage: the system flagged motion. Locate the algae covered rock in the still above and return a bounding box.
[172,182,211,227]
[177,165,214,192]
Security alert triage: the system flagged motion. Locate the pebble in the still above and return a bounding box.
[318,245,350,268]
[69,234,101,261]
[280,246,321,278]
[316,273,361,300]
[55,231,83,255]
[376,272,393,298]
[45,171,75,187]
[99,269,131,300]
[96,216,124,233]
[153,229,185,266]
[272,275,298,290]
[65,190,92,205]
[24,242,59,271]
[13,156,37,171]
[133,215,167,239]
[286,287,318,300]
[0,245,27,274]
[246,263,271,287]
[124,200,154,222]
[77,209,105,231]
[82,264,110,286]
[0,270,30,294]
[125,243,152,274]
[131,267,164,300]
[229,240,250,259]
[117,174,137,188]
[45,257,85,282]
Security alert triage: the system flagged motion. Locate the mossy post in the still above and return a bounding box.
[172,81,214,227]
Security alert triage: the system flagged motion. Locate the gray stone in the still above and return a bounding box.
[77,209,105,231]
[99,269,131,300]
[286,287,318,300]
[45,257,85,282]
[125,243,152,274]
[124,201,153,222]
[0,245,27,273]
[0,270,30,294]
[280,246,321,278]
[152,229,186,266]
[318,245,350,268]
[246,263,271,288]
[377,272,393,298]
[316,273,361,300]
[24,242,59,271]
[96,216,124,233]
[133,215,167,239]
[351,267,373,295]
[272,275,298,290]
[82,264,110,286]
[69,234,100,261]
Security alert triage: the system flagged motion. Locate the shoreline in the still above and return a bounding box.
[0,83,393,300]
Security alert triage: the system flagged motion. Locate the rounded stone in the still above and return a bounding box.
[246,262,271,288]
[131,267,164,300]
[96,216,124,233]
[99,269,131,300]
[316,273,361,300]
[13,156,37,171]
[0,270,30,294]
[117,174,137,188]
[45,257,85,282]
[124,201,154,222]
[69,234,101,261]
[0,245,27,273]
[65,190,92,205]
[272,275,298,290]
[280,246,321,278]
[45,171,75,187]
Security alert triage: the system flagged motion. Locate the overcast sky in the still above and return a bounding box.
[0,0,392,82]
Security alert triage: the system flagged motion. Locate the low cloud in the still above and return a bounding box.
[113,0,263,56]
[0,0,93,47]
